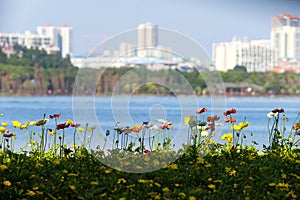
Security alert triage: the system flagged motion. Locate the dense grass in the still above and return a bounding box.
[1,148,300,199]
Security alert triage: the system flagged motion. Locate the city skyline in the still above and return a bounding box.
[1,0,300,58]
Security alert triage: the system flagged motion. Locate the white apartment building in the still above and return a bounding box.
[212,38,275,72]
[137,22,158,58]
[271,13,300,61]
[0,24,72,58]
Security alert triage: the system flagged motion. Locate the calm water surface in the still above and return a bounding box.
[0,96,299,150]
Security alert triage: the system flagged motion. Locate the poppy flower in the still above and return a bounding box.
[159,124,169,130]
[221,133,233,143]
[144,150,151,154]
[12,120,21,128]
[132,124,143,132]
[50,113,62,119]
[48,129,56,135]
[20,124,28,130]
[224,118,236,123]
[57,123,70,130]
[35,119,49,126]
[196,108,207,114]
[77,127,85,132]
[71,123,80,128]
[184,116,192,125]
[123,128,132,134]
[224,109,236,116]
[65,119,73,125]
[3,133,15,138]
[0,126,5,133]
[1,122,8,127]
[272,108,284,113]
[267,112,278,118]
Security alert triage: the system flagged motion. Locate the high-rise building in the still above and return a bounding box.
[212,38,275,72]
[137,22,158,57]
[270,13,300,61]
[0,24,72,58]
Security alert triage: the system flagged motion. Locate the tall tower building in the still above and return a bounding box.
[137,22,158,57]
[270,13,300,61]
[37,24,72,58]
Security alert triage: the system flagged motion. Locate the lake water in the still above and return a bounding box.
[0,96,299,151]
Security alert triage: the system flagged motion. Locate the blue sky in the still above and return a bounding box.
[0,0,300,57]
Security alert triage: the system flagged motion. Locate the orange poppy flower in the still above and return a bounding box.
[224,108,237,116]
[224,118,236,123]
[132,124,142,132]
[196,108,207,114]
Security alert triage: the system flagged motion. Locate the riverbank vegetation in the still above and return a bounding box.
[1,47,300,96]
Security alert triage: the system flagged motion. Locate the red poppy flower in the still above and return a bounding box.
[3,133,14,138]
[272,108,284,113]
[57,123,70,130]
[224,117,236,123]
[159,124,169,129]
[196,108,207,114]
[50,113,62,119]
[71,123,80,128]
[144,150,151,154]
[224,109,236,116]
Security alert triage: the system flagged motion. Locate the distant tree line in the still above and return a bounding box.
[0,47,300,96]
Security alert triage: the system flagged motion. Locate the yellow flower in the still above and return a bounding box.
[169,163,178,170]
[231,122,249,131]
[3,180,11,187]
[20,124,28,130]
[232,125,242,131]
[240,121,249,128]
[184,115,192,125]
[27,190,36,196]
[12,120,21,128]
[268,182,276,187]
[26,121,36,126]
[0,164,7,171]
[90,181,98,185]
[0,114,3,116]
[53,159,60,165]
[66,119,73,125]
[178,192,186,199]
[49,130,56,135]
[69,185,76,190]
[229,170,237,176]
[87,125,96,132]
[0,126,5,133]
[189,196,197,200]
[35,119,48,126]
[117,178,127,184]
[1,122,8,127]
[77,127,85,132]
[221,133,233,142]
[207,184,216,190]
